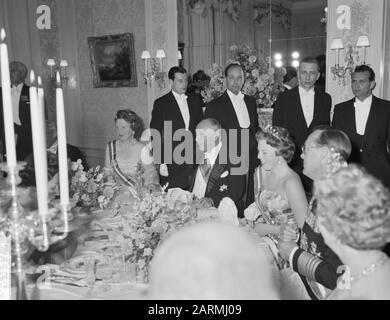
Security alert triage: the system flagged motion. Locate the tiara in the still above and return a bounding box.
[264,125,282,141]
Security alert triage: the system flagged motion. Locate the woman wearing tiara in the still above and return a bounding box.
[245,126,308,242]
[104,109,159,194]
[244,125,309,299]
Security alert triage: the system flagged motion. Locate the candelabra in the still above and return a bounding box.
[0,163,70,300]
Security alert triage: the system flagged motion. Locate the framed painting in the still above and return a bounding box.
[88,33,137,88]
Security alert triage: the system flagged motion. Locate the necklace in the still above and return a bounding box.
[350,253,389,282]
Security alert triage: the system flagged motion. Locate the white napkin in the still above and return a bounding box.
[166,188,193,203]
[218,197,239,227]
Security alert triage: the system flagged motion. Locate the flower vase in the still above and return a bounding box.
[258,108,274,130]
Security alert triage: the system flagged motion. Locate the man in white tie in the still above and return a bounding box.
[189,118,246,213]
[332,65,390,190]
[150,66,203,190]
[273,56,332,192]
[205,63,259,213]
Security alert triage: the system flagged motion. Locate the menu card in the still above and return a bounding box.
[0,232,11,300]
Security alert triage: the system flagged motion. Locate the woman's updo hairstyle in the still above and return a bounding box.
[115,109,144,140]
[256,125,295,163]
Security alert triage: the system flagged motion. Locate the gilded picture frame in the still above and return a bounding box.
[88,33,137,88]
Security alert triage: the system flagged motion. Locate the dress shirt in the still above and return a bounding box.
[11,83,23,125]
[192,142,222,199]
[283,84,292,91]
[227,90,250,128]
[298,86,315,127]
[172,90,190,130]
[354,95,372,135]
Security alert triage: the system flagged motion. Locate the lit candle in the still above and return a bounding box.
[55,71,69,208]
[30,71,48,217]
[37,76,44,113]
[0,28,17,168]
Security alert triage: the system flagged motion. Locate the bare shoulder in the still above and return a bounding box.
[281,170,303,192]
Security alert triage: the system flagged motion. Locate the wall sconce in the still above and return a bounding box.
[356,35,370,64]
[330,36,370,85]
[47,58,69,85]
[141,49,167,88]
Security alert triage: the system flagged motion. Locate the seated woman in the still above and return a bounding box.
[245,125,308,241]
[104,109,159,190]
[315,164,390,300]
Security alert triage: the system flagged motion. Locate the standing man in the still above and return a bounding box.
[0,61,33,161]
[332,65,390,190]
[150,66,203,190]
[205,63,258,213]
[272,56,332,192]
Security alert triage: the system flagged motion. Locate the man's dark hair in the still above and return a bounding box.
[354,65,376,82]
[299,56,320,71]
[224,63,244,77]
[168,66,187,80]
[283,66,297,83]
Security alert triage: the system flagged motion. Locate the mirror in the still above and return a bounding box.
[178,0,327,89]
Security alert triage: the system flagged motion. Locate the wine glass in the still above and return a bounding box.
[96,260,112,292]
[84,256,96,297]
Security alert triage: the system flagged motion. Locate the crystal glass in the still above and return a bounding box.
[84,256,96,297]
[96,261,112,292]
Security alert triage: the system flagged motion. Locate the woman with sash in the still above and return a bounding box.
[104,109,159,195]
[244,125,309,299]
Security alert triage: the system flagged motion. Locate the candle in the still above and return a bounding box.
[29,71,48,217]
[37,76,44,113]
[55,72,69,207]
[0,28,17,168]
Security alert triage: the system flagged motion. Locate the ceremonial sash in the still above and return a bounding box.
[108,140,137,188]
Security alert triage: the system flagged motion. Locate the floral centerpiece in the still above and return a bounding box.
[202,45,286,109]
[118,188,201,282]
[69,160,120,211]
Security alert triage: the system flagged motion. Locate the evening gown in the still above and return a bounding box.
[252,166,310,300]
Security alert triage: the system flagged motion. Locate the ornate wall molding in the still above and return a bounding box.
[253,3,292,31]
[187,0,242,22]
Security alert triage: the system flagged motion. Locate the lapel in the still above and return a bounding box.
[310,89,321,129]
[206,153,228,195]
[291,87,308,129]
[364,96,382,140]
[168,91,185,128]
[223,91,240,128]
[187,94,198,132]
[244,95,256,130]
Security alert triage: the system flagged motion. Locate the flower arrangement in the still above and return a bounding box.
[69,160,119,211]
[119,189,201,282]
[202,45,286,108]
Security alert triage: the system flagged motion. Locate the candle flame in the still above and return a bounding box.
[38,76,42,87]
[0,28,6,42]
[30,70,36,84]
[56,71,61,85]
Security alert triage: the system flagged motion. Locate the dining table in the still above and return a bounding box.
[11,207,286,300]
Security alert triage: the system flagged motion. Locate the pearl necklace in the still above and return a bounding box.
[350,253,389,282]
